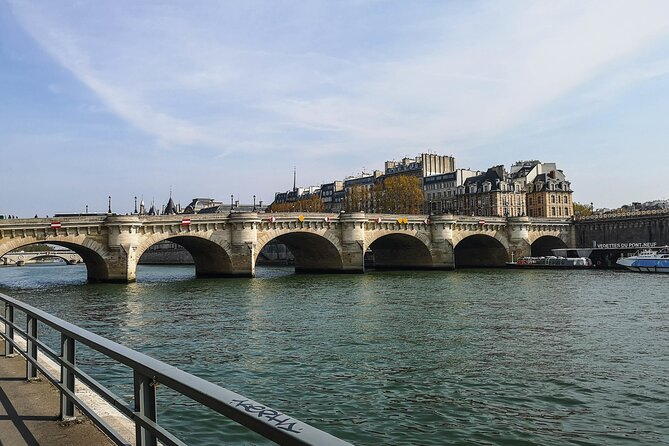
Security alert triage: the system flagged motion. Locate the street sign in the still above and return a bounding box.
[50,221,62,229]
[181,218,191,226]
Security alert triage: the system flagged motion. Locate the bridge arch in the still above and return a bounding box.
[26,253,80,264]
[255,231,344,273]
[135,234,234,278]
[530,235,568,257]
[454,234,509,267]
[365,232,434,270]
[0,239,109,282]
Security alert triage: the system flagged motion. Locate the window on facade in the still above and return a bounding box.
[552,207,556,216]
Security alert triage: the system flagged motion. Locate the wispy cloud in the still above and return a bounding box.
[8,0,669,160]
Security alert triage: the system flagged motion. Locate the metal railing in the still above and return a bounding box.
[0,292,351,446]
[575,208,669,221]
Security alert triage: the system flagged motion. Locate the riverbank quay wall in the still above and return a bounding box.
[574,210,669,247]
[0,213,573,282]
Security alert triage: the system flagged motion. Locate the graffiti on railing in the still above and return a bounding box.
[231,399,303,433]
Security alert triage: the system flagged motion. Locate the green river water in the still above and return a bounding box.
[0,264,667,445]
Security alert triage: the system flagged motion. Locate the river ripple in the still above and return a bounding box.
[1,264,667,445]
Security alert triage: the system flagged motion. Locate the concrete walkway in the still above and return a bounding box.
[0,340,114,446]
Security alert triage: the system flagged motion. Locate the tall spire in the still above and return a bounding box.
[293,166,296,191]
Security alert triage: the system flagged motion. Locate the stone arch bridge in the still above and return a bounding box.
[1,250,82,266]
[0,213,574,283]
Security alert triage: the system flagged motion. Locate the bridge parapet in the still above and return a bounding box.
[576,209,669,221]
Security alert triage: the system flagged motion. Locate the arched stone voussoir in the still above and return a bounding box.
[527,230,570,246]
[135,232,235,278]
[452,230,510,252]
[366,231,437,270]
[454,233,509,267]
[0,235,111,282]
[255,229,344,273]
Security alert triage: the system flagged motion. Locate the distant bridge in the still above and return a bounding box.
[1,250,82,266]
[0,213,574,283]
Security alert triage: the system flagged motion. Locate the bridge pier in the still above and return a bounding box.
[340,213,366,273]
[507,217,532,261]
[228,212,259,278]
[429,215,456,270]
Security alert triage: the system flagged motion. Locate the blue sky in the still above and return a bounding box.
[1,0,668,216]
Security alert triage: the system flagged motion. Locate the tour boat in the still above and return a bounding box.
[616,247,669,273]
[506,256,593,269]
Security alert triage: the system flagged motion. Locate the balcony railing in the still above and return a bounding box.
[0,292,351,446]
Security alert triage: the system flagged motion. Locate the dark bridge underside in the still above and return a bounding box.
[531,236,568,257]
[455,235,508,267]
[9,242,109,283]
[272,233,344,273]
[167,236,234,278]
[368,234,434,270]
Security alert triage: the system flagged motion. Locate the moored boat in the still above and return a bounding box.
[616,247,669,273]
[506,256,593,269]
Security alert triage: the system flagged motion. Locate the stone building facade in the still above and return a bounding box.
[343,171,382,212]
[423,169,480,214]
[450,166,527,217]
[384,153,456,179]
[510,161,573,218]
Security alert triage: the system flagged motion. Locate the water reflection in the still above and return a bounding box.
[0,265,667,445]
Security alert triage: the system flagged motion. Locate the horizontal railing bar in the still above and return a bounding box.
[0,314,61,359]
[0,334,131,446]
[132,411,188,446]
[0,293,351,446]
[1,316,134,420]
[71,366,134,419]
[3,325,198,446]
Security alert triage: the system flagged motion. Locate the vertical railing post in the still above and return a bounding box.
[60,334,76,420]
[4,303,15,356]
[26,315,38,380]
[134,371,158,446]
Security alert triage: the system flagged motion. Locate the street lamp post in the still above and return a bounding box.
[253,195,256,211]
[231,195,234,211]
[108,196,112,214]
[134,196,138,214]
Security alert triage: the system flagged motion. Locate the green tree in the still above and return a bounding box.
[378,175,424,214]
[573,202,594,217]
[344,185,365,212]
[268,196,324,212]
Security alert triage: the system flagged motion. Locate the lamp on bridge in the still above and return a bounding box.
[231,194,234,211]
[108,196,112,214]
[253,195,256,211]
[134,196,138,214]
